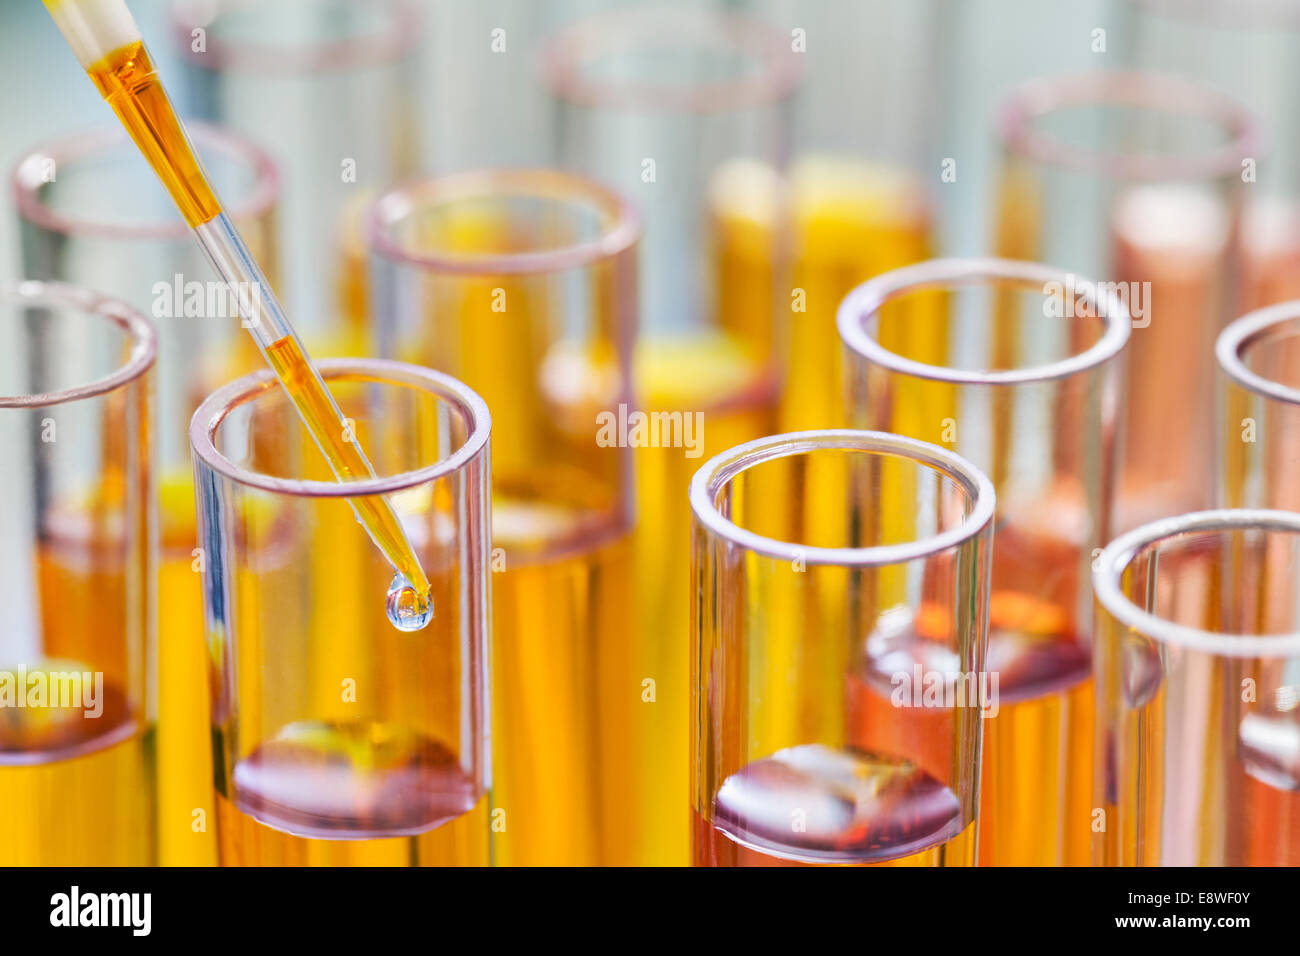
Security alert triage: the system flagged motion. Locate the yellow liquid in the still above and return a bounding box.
[3,516,154,865]
[980,674,1094,866]
[389,205,642,864]
[710,154,940,435]
[489,478,636,866]
[155,475,218,866]
[0,729,154,866]
[631,335,775,865]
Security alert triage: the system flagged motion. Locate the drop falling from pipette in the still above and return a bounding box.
[387,574,434,632]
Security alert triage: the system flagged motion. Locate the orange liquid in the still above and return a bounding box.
[157,481,218,866]
[851,514,1094,868]
[0,500,154,865]
[87,41,221,228]
[1244,775,1300,866]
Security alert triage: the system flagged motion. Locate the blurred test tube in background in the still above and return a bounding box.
[994,70,1257,531]
[0,283,157,866]
[1217,302,1300,512]
[1093,508,1300,866]
[840,258,1129,864]
[542,3,798,863]
[1119,0,1300,309]
[12,124,279,866]
[168,0,420,356]
[367,169,641,865]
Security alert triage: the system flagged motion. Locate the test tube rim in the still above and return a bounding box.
[689,428,996,568]
[169,0,419,74]
[1093,508,1300,657]
[0,280,157,408]
[11,123,280,242]
[368,167,641,276]
[1216,301,1300,407]
[540,3,801,113]
[837,256,1131,386]
[189,357,491,498]
[997,70,1262,182]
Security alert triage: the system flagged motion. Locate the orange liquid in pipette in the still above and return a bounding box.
[86,40,431,606]
[264,334,431,599]
[87,40,219,227]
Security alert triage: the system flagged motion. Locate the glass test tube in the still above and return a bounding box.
[839,258,1129,864]
[738,0,948,433]
[542,3,799,864]
[169,0,420,355]
[12,123,279,866]
[1093,508,1300,866]
[1217,300,1300,514]
[423,0,555,172]
[1120,0,1300,309]
[691,430,995,867]
[0,281,157,866]
[189,358,492,866]
[367,169,640,865]
[995,71,1258,531]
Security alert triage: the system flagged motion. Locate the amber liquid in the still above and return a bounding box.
[400,208,642,865]
[156,476,218,866]
[1243,775,1300,866]
[489,476,636,866]
[1240,712,1300,866]
[710,154,941,435]
[1109,186,1228,528]
[87,41,219,228]
[852,510,1094,866]
[630,335,775,865]
[0,497,154,865]
[0,717,153,866]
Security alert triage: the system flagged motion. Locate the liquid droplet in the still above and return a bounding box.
[386,574,433,631]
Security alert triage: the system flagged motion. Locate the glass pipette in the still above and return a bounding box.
[43,0,433,630]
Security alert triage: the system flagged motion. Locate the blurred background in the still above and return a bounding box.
[0,0,1119,278]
